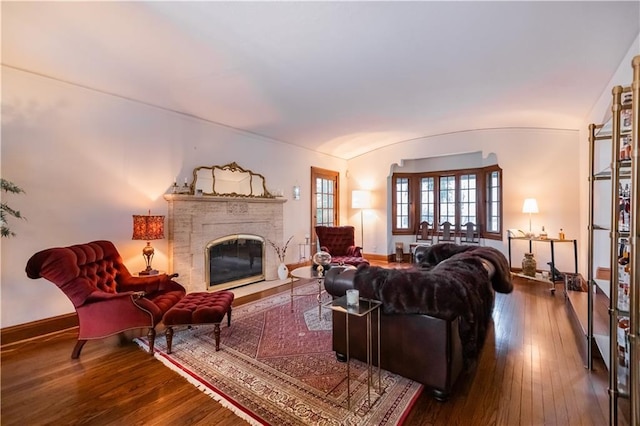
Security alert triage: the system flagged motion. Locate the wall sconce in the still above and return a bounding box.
[293,185,301,200]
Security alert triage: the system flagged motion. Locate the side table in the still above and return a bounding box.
[325,295,382,410]
[508,236,578,293]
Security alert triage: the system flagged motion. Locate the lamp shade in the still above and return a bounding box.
[132,214,165,240]
[352,190,371,209]
[522,198,539,214]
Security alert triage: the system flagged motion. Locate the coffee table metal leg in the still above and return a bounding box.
[367,310,371,407]
[290,276,294,313]
[317,278,322,319]
[345,312,350,409]
[377,308,381,392]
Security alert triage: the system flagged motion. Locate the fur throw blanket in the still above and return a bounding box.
[353,244,512,364]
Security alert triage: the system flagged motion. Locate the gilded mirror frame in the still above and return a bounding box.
[191,162,275,198]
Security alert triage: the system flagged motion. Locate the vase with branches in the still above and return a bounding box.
[1,179,25,238]
[267,235,294,263]
[267,235,293,280]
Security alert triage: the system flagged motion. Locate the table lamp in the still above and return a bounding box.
[132,210,165,275]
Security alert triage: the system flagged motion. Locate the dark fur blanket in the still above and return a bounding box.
[353,244,512,364]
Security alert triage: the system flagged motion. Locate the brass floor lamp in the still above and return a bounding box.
[352,190,371,249]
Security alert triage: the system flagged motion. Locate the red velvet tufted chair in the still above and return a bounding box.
[315,226,369,267]
[25,240,186,359]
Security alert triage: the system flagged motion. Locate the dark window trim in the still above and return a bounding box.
[392,165,503,240]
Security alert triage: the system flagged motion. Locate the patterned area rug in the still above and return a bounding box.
[136,281,422,425]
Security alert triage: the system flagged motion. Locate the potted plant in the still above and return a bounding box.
[1,178,25,237]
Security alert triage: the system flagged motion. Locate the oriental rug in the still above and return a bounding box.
[135,281,423,425]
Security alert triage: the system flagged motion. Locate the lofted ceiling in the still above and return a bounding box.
[2,1,639,160]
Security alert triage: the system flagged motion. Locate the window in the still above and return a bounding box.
[316,177,335,226]
[311,167,339,252]
[395,177,410,229]
[312,168,338,227]
[439,176,456,225]
[486,169,501,233]
[459,174,477,225]
[391,166,502,240]
[419,177,435,224]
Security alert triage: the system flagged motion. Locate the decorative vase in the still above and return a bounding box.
[522,253,537,277]
[277,262,289,280]
[312,251,332,275]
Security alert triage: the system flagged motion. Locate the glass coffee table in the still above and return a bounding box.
[289,266,330,319]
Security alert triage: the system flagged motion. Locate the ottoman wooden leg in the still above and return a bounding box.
[147,328,156,354]
[165,327,174,354]
[214,323,221,351]
[227,307,232,327]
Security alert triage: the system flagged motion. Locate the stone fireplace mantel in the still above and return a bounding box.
[164,194,287,294]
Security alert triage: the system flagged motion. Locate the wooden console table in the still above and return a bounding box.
[508,236,578,294]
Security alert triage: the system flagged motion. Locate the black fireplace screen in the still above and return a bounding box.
[206,235,265,290]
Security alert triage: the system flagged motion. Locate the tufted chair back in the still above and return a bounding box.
[26,241,133,307]
[314,226,369,267]
[26,240,185,358]
[315,226,356,256]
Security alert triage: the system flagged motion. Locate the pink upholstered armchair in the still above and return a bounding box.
[25,240,186,358]
[315,226,369,267]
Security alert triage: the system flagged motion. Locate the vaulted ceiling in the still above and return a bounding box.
[2,1,639,159]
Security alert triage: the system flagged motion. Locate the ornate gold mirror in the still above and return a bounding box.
[192,162,274,198]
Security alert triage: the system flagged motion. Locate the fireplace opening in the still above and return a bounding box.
[206,234,265,291]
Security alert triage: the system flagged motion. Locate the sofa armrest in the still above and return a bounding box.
[324,266,357,297]
[480,259,495,277]
[346,245,363,257]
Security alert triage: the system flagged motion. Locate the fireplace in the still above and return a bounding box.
[164,194,286,294]
[206,234,265,291]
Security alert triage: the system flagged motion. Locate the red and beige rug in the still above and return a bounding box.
[136,281,422,425]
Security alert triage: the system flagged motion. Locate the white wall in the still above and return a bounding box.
[346,127,582,272]
[0,66,347,327]
[578,35,640,279]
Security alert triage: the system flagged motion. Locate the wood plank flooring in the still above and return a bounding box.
[1,274,616,425]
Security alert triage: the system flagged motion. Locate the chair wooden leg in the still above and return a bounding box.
[227,307,232,327]
[71,339,87,359]
[147,328,156,354]
[214,323,221,351]
[165,327,174,354]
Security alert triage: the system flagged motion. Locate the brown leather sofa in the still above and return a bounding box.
[323,243,512,401]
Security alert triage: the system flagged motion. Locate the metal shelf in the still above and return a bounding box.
[587,60,638,425]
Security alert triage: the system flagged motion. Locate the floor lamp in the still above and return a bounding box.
[522,198,539,237]
[352,190,371,249]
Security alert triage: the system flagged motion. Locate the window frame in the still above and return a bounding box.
[391,165,503,240]
[310,167,340,252]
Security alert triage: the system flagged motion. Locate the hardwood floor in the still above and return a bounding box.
[1,272,615,425]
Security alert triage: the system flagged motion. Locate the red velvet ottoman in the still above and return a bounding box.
[162,290,234,353]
